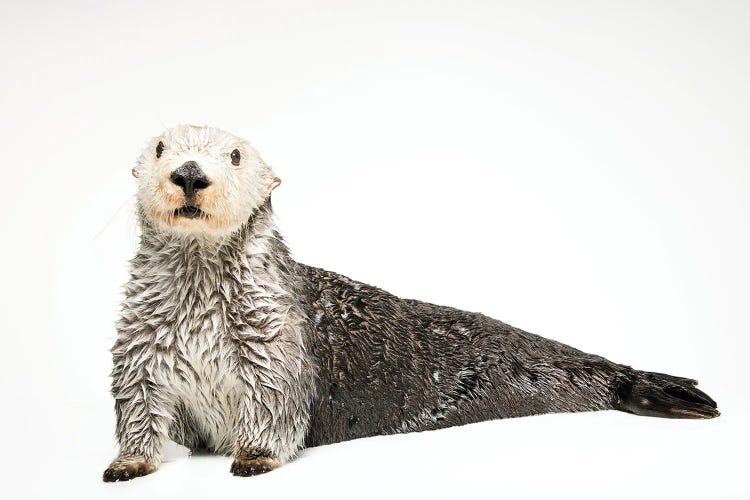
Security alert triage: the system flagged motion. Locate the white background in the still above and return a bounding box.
[1,1,748,498]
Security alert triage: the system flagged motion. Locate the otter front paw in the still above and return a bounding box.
[103,460,156,482]
[230,454,280,477]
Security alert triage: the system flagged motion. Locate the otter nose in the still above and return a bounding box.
[170,161,210,198]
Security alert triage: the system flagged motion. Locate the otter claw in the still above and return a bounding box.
[230,456,280,477]
[102,461,156,482]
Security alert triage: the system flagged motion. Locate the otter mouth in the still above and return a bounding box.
[174,205,206,219]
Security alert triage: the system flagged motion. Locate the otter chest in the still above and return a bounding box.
[168,320,241,453]
[136,243,294,453]
[148,273,243,452]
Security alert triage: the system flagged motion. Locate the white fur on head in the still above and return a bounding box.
[133,124,279,238]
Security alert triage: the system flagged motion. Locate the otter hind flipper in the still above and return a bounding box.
[616,371,720,419]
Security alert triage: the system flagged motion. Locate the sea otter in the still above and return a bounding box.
[103,124,718,482]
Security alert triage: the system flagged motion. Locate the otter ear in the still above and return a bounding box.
[268,177,281,192]
[132,167,140,178]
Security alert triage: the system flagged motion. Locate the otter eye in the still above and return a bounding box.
[156,141,164,159]
[230,149,241,166]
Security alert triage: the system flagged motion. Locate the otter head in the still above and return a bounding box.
[132,125,280,238]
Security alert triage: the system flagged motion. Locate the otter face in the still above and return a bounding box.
[133,125,280,238]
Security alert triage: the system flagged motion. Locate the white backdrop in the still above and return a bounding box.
[1,1,748,498]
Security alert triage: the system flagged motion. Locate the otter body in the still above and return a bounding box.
[104,126,718,482]
[301,262,624,446]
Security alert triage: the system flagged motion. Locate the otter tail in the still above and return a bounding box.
[615,370,720,419]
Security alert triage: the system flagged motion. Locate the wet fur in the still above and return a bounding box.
[104,127,718,482]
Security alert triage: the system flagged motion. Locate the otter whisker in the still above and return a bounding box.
[93,193,136,240]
